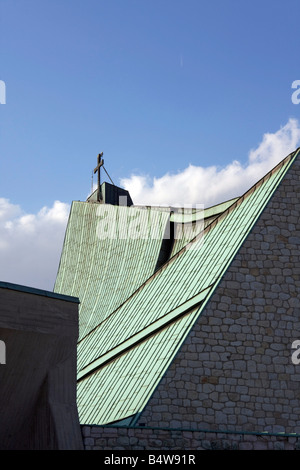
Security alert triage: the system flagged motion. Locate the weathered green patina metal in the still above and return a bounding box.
[55,148,300,426]
[54,204,171,339]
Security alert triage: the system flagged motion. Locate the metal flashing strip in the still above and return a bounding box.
[94,422,300,438]
[0,280,80,304]
[77,285,213,380]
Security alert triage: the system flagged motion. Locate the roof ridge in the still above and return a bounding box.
[77,148,299,345]
[76,148,300,425]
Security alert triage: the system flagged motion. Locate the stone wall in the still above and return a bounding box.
[133,156,300,433]
[82,425,300,450]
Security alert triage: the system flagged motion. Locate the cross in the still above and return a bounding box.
[94,152,104,201]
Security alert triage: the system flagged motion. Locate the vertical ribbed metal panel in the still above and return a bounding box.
[54,202,170,340]
[77,307,199,425]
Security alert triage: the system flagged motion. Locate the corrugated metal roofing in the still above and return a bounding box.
[54,203,171,339]
[55,148,299,426]
[77,304,203,425]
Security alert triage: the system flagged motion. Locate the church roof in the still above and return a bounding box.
[55,202,171,337]
[54,148,300,426]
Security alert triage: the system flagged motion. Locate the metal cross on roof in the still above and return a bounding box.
[94,152,104,201]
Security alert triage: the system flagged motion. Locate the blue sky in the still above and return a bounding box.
[1,0,300,210]
[1,0,300,289]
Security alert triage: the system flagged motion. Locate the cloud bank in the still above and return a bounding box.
[0,118,300,291]
[121,118,300,208]
[0,200,70,290]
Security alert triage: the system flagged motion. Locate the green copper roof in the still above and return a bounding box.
[77,304,204,425]
[55,148,299,426]
[54,202,171,339]
[170,197,238,257]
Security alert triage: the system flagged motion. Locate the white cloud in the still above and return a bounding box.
[0,200,70,291]
[120,118,300,208]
